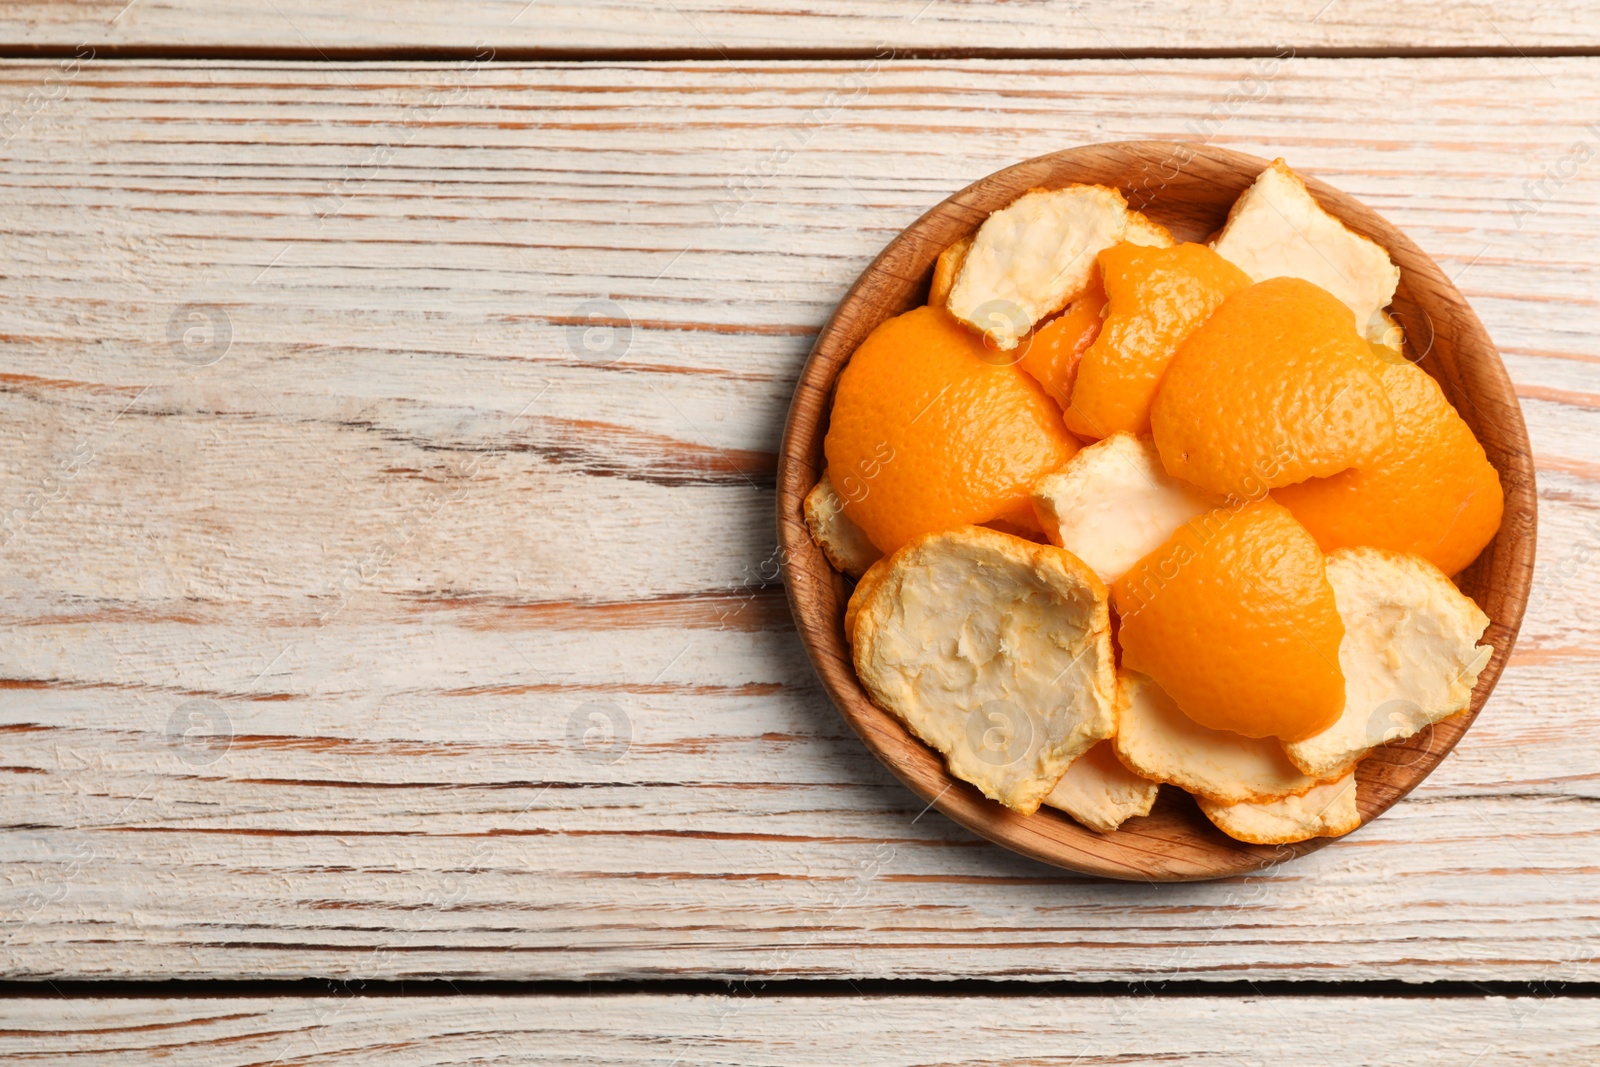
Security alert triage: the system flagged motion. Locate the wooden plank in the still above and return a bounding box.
[2,994,1599,1064]
[0,2,1599,55]
[0,57,1597,981]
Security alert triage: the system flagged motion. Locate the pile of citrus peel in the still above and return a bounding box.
[805,160,1504,845]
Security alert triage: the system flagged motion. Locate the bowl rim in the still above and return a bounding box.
[775,140,1537,882]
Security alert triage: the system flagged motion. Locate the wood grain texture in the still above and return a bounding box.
[0,57,1598,980]
[3,993,1599,1064]
[778,140,1535,881]
[2,2,1600,53]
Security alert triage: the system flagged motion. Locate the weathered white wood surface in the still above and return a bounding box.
[3,993,1598,1065]
[0,57,1598,982]
[1,2,1598,54]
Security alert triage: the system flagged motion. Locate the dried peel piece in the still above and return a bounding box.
[1210,159,1400,335]
[1285,547,1493,780]
[1196,773,1359,845]
[852,525,1117,814]
[948,184,1131,350]
[1044,739,1159,833]
[1113,669,1323,804]
[804,471,883,578]
[1032,432,1220,584]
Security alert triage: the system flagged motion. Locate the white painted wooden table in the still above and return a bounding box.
[2,4,1599,1063]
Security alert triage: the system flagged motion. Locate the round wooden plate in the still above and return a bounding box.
[776,141,1536,882]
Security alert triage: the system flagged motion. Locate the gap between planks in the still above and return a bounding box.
[4,978,1600,999]
[6,46,1600,62]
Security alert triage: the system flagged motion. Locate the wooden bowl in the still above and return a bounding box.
[776,141,1536,882]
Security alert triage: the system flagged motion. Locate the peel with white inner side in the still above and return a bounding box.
[1210,159,1401,338]
[1044,739,1160,833]
[1196,773,1359,845]
[803,471,883,578]
[851,525,1117,815]
[845,556,892,648]
[933,209,1166,318]
[947,184,1130,351]
[1123,210,1175,249]
[1113,669,1323,804]
[1286,547,1493,780]
[928,235,973,308]
[1032,432,1220,584]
